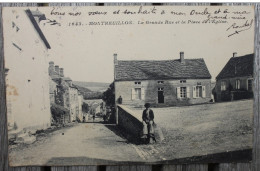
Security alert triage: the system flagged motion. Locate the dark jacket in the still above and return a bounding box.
[142,109,154,122]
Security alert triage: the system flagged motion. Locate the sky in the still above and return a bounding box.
[33,6,255,83]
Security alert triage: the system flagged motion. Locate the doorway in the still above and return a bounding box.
[158,88,164,103]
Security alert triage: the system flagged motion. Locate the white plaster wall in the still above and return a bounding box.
[4,8,51,132]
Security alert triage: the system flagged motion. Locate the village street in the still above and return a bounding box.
[8,99,253,166]
[9,118,163,166]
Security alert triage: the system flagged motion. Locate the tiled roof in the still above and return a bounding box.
[216,53,254,80]
[115,59,211,81]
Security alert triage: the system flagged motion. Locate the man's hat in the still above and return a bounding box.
[144,103,151,108]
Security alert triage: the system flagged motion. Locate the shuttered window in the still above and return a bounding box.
[131,88,144,100]
[221,81,226,91]
[177,87,191,99]
[193,86,206,98]
[235,79,240,89]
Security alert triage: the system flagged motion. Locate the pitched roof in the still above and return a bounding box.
[216,53,254,80]
[25,9,51,49]
[115,59,211,81]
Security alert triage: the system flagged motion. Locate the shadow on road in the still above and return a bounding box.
[104,124,143,145]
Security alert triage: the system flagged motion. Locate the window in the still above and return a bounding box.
[248,79,253,91]
[135,81,141,85]
[180,87,186,98]
[180,80,186,83]
[235,79,240,89]
[158,87,164,91]
[193,86,206,98]
[132,88,145,100]
[177,87,190,98]
[221,81,226,91]
[196,86,203,97]
[158,81,164,84]
[135,88,141,100]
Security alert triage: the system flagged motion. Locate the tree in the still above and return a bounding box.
[82,102,89,113]
[102,82,115,107]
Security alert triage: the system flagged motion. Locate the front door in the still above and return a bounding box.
[158,88,164,103]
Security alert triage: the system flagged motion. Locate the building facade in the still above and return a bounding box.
[4,9,51,134]
[48,62,83,122]
[114,52,212,107]
[215,53,254,102]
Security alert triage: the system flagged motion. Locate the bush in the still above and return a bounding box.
[50,104,70,125]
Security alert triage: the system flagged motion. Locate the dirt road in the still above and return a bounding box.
[9,100,253,166]
[9,121,161,166]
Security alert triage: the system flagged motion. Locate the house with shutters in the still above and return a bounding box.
[114,52,212,107]
[215,53,254,102]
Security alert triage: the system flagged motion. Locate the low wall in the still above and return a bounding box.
[117,105,143,138]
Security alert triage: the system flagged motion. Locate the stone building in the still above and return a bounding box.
[215,53,254,102]
[4,9,51,135]
[48,62,83,122]
[114,52,212,107]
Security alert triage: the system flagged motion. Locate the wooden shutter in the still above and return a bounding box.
[131,88,135,100]
[186,87,190,98]
[193,86,196,98]
[176,87,180,99]
[202,86,206,98]
[141,88,145,100]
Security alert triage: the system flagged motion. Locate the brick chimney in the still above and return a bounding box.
[233,52,237,57]
[59,68,64,77]
[55,65,60,76]
[114,53,118,65]
[180,52,184,64]
[48,61,55,76]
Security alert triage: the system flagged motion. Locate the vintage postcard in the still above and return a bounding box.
[3,5,255,166]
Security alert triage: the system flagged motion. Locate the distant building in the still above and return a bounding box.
[114,52,212,107]
[48,62,83,122]
[4,9,51,134]
[215,53,254,102]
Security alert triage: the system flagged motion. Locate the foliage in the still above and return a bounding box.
[82,102,90,113]
[50,104,69,124]
[102,82,115,107]
[83,91,103,100]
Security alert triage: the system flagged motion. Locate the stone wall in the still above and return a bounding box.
[117,105,143,138]
[115,79,212,107]
[216,76,254,101]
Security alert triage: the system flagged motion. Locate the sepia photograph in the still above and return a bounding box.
[3,5,255,166]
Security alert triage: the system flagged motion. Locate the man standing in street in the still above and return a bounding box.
[141,103,155,143]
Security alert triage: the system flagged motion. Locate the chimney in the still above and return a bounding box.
[31,9,47,24]
[233,52,237,57]
[180,52,184,63]
[59,68,64,77]
[114,53,118,65]
[48,61,55,76]
[55,65,60,76]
